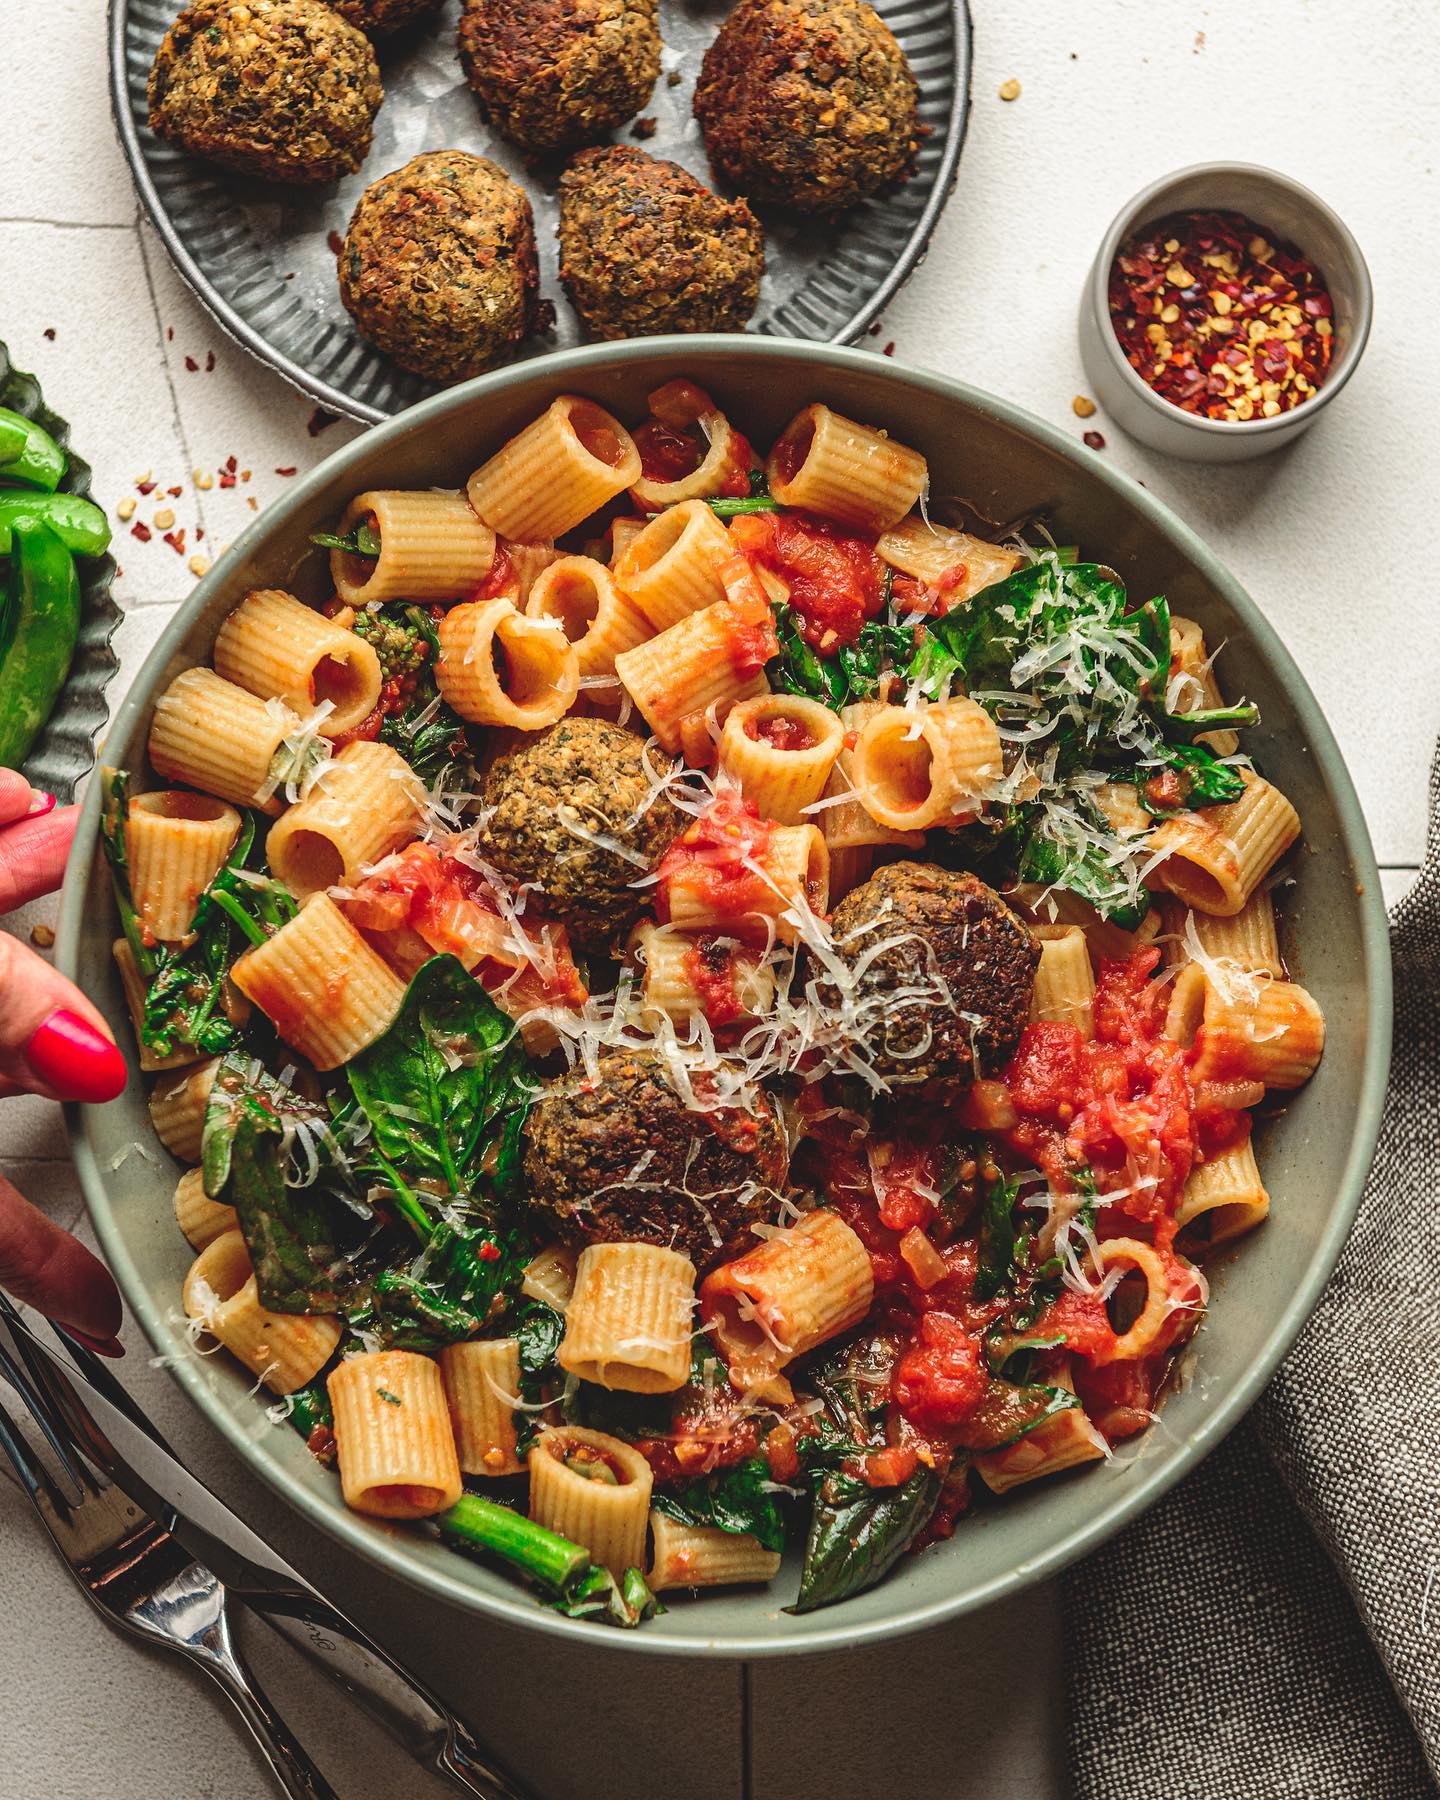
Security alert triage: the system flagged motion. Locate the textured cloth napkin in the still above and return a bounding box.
[1064,756,1440,1800]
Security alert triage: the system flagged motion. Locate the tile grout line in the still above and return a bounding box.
[0,217,137,232]
[133,217,211,542]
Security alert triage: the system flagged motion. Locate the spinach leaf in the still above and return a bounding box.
[1015,821,1152,930]
[653,1455,787,1554]
[766,585,912,714]
[705,470,777,518]
[808,1330,899,1444]
[1135,744,1247,817]
[956,1379,1079,1453]
[502,1298,566,1454]
[789,1467,941,1614]
[975,1168,1023,1302]
[311,522,380,558]
[1165,701,1260,742]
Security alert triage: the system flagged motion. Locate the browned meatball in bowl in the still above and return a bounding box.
[147,0,382,185]
[330,0,441,33]
[694,0,921,213]
[338,151,541,383]
[819,863,1039,1092]
[457,0,661,153]
[557,147,765,340]
[523,1051,790,1267]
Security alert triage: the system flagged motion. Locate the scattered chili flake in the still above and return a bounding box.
[1108,209,1334,422]
[1072,394,1096,418]
[275,466,298,477]
[999,77,1021,100]
[630,115,657,138]
[224,455,238,473]
[167,484,182,497]
[307,408,338,436]
[326,229,344,256]
[136,478,156,496]
[219,471,237,489]
[247,496,258,511]
[166,326,174,341]
[130,521,152,542]
[205,350,216,372]
[883,341,896,356]
[184,355,198,372]
[195,527,205,540]
[666,68,681,85]
[163,529,186,554]
[43,328,55,342]
[1083,429,1106,450]
[868,320,883,336]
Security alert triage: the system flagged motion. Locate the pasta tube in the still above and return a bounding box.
[766,404,926,533]
[329,489,496,607]
[467,397,641,541]
[524,555,651,679]
[435,597,580,730]
[265,740,424,898]
[1150,773,1300,917]
[125,792,241,942]
[973,1364,1109,1494]
[148,668,298,814]
[213,588,382,737]
[528,1426,653,1578]
[231,893,408,1071]
[1177,1136,1270,1243]
[1178,890,1283,978]
[648,1510,781,1592]
[329,1351,463,1520]
[662,821,828,947]
[173,1167,238,1251]
[182,1229,341,1395]
[1029,925,1096,1037]
[1085,1239,1203,1366]
[149,1056,220,1163]
[849,699,1001,831]
[613,499,733,630]
[629,383,750,509]
[1170,617,1239,757]
[718,694,845,826]
[559,1244,697,1394]
[875,515,1023,602]
[440,1338,525,1477]
[522,1245,578,1314]
[701,1211,873,1395]
[819,700,925,857]
[614,596,770,754]
[634,923,775,1028]
[1190,975,1325,1090]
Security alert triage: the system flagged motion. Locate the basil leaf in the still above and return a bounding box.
[789,1467,941,1614]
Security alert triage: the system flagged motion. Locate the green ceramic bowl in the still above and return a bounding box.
[59,339,1391,1656]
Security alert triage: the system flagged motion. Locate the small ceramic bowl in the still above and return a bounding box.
[1078,162,1373,463]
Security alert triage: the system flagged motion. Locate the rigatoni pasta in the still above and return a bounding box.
[174,1167,238,1251]
[467,396,641,541]
[1151,772,1301,916]
[149,1056,220,1162]
[559,1244,697,1394]
[524,556,651,680]
[265,740,424,898]
[648,1510,782,1591]
[328,1351,463,1520]
[329,489,496,607]
[148,668,298,813]
[766,404,926,532]
[125,792,241,941]
[213,588,382,737]
[849,698,1001,831]
[613,499,733,630]
[441,1338,525,1477]
[528,1427,653,1577]
[718,693,845,826]
[183,1230,341,1394]
[435,597,580,730]
[876,515,1024,601]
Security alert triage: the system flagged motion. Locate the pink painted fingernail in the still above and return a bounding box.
[64,1329,126,1359]
[25,1009,128,1103]
[26,791,56,817]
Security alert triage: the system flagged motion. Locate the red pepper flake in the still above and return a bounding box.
[883,341,896,357]
[224,455,238,473]
[1108,209,1334,423]
[136,479,157,495]
[219,471,237,489]
[1083,429,1106,450]
[307,408,338,437]
[163,529,186,554]
[195,527,205,540]
[43,327,56,342]
[205,350,216,372]
[167,484,182,498]
[868,320,883,336]
[130,522,152,542]
[326,229,344,257]
[184,355,198,372]
[166,326,174,341]
[476,1241,502,1263]
[275,466,298,477]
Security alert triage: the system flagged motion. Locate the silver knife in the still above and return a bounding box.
[7,1314,529,1800]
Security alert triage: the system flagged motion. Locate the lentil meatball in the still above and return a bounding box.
[338,152,541,383]
[331,0,441,34]
[457,0,661,153]
[821,863,1038,1090]
[694,0,921,213]
[479,717,683,955]
[523,1052,790,1265]
[147,0,382,186]
[557,146,764,339]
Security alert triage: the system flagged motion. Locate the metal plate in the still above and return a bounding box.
[111,0,971,425]
[1,344,121,803]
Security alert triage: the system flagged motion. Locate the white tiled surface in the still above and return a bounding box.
[1,0,1433,1794]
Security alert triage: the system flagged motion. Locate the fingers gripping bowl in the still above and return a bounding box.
[61,341,1388,1655]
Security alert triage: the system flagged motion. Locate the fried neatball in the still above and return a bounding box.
[457,0,661,153]
[330,0,442,34]
[338,151,540,383]
[478,717,683,955]
[694,0,921,213]
[557,146,764,339]
[147,0,382,186]
[523,1052,790,1266]
[820,863,1038,1091]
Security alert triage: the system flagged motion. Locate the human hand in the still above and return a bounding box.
[0,768,126,1351]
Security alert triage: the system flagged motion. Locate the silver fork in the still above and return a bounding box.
[0,1369,336,1798]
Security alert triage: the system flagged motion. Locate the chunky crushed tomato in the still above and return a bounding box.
[655,791,776,938]
[749,713,813,752]
[468,542,516,604]
[893,1312,986,1431]
[682,933,746,1027]
[635,420,704,485]
[730,511,886,650]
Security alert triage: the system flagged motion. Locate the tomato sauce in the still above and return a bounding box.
[682,933,747,1027]
[656,791,779,938]
[729,512,886,651]
[468,542,516,604]
[748,712,814,753]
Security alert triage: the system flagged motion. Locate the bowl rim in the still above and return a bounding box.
[1085,159,1375,439]
[60,335,1393,1656]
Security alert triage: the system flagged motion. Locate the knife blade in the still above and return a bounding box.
[3,1313,527,1800]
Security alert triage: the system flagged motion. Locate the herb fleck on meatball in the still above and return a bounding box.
[480,717,683,955]
[523,1051,790,1266]
[457,0,661,153]
[820,863,1039,1090]
[330,0,441,35]
[558,146,764,340]
[147,0,382,186]
[694,0,921,213]
[339,152,541,384]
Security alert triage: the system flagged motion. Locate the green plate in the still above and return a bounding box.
[1,341,121,801]
[57,339,1391,1656]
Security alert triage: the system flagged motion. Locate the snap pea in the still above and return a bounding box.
[0,517,81,768]
[0,490,109,557]
[0,407,65,492]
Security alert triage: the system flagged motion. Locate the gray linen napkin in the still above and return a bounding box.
[1065,756,1440,1800]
